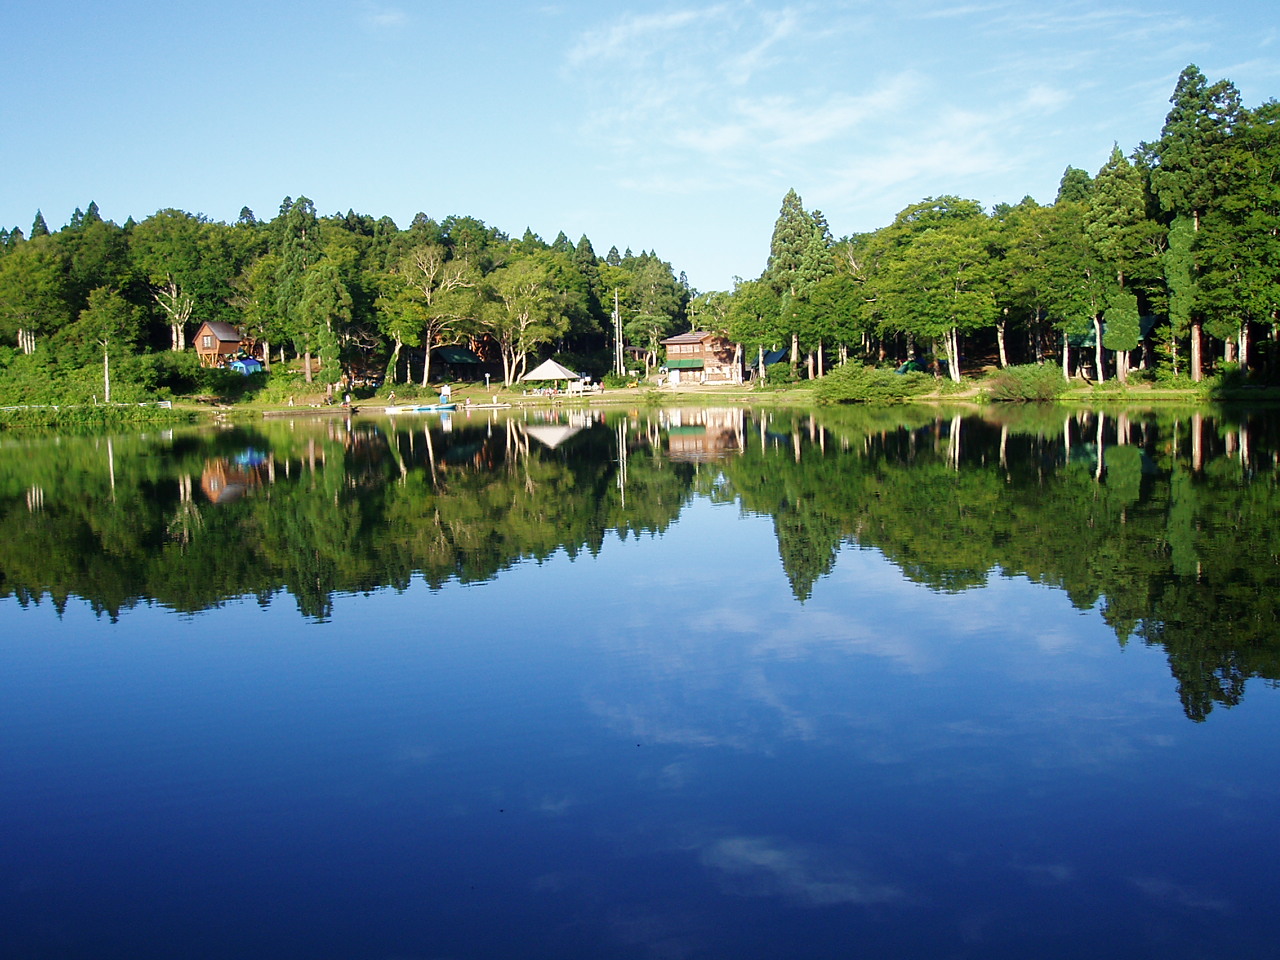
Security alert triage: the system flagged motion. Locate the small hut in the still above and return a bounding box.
[194,322,245,368]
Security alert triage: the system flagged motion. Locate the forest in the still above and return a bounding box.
[0,64,1276,402]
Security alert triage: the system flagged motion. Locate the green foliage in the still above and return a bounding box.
[764,363,797,386]
[985,363,1067,401]
[1154,367,1197,389]
[142,350,204,396]
[601,371,634,388]
[1203,361,1266,397]
[7,66,1280,406]
[1056,166,1095,203]
[199,367,266,402]
[0,403,194,429]
[814,363,934,403]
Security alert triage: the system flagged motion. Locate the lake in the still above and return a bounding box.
[3,404,1279,959]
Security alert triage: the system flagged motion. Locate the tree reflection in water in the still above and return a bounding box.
[2,404,1278,721]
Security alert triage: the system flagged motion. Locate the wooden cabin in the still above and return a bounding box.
[194,321,246,368]
[661,331,741,384]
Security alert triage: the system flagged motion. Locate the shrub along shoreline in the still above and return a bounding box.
[3,361,1273,429]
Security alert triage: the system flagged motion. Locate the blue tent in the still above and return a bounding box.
[229,358,263,375]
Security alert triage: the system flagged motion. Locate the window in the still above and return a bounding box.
[202,335,213,348]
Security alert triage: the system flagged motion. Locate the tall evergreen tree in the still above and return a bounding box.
[764,188,813,298]
[296,259,351,384]
[273,196,322,363]
[1147,64,1244,380]
[1056,167,1094,203]
[1190,100,1280,369]
[764,189,834,373]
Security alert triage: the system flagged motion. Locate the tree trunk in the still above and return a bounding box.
[1093,315,1105,383]
[102,346,111,403]
[304,350,313,384]
[947,413,962,470]
[946,328,962,382]
[387,338,402,383]
[1191,318,1203,381]
[262,339,271,371]
[1062,333,1070,381]
[1095,412,1106,482]
[420,339,433,388]
[997,317,1008,368]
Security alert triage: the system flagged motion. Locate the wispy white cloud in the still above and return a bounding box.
[566,6,731,68]
[1130,876,1233,914]
[916,2,1010,20]
[723,7,802,84]
[702,835,904,906]
[361,2,408,29]
[557,0,1280,284]
[1013,860,1076,884]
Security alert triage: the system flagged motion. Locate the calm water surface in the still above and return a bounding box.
[2,405,1279,959]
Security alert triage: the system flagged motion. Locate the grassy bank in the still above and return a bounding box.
[0,402,199,430]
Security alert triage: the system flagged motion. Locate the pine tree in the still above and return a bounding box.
[274,196,322,363]
[1147,64,1244,380]
[1194,99,1280,367]
[1149,65,1243,230]
[1056,167,1094,204]
[296,259,351,384]
[764,189,837,375]
[764,189,812,298]
[1087,145,1156,288]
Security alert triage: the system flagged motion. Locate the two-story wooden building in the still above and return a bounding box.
[660,331,741,384]
[194,321,249,368]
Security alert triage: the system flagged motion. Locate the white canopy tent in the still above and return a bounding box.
[522,359,582,382]
[523,424,583,449]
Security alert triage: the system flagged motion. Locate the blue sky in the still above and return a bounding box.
[4,1,1278,291]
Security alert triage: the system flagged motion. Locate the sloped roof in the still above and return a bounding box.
[661,330,717,345]
[433,345,482,363]
[523,358,581,381]
[200,321,243,343]
[748,349,788,370]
